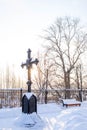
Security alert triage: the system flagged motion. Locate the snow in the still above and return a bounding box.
[62,99,81,104]
[23,92,34,99]
[0,101,87,130]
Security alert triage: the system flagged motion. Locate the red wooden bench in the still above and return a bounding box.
[62,99,81,107]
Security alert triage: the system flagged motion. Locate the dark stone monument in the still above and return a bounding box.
[21,48,39,114]
[22,93,37,114]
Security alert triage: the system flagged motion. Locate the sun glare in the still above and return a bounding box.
[31,65,38,79]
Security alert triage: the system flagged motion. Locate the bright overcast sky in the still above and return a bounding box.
[0,0,87,66]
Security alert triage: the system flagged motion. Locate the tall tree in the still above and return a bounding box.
[6,64,10,88]
[43,17,87,98]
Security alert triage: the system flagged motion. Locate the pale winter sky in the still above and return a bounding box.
[0,0,87,66]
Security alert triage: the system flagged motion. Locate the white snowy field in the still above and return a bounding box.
[0,101,87,130]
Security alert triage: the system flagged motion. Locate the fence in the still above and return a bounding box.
[0,88,87,108]
[0,88,22,108]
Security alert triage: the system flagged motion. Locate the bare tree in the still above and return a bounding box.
[11,64,16,88]
[6,64,10,88]
[43,17,87,98]
[32,52,46,103]
[0,67,3,88]
[32,51,55,103]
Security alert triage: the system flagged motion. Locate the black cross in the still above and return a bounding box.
[21,48,39,92]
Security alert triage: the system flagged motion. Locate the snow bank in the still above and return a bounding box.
[0,102,87,130]
[23,92,36,99]
[15,112,44,128]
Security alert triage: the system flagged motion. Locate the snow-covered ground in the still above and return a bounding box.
[0,101,87,130]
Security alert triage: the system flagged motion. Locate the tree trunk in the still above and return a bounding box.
[64,72,70,99]
[45,90,48,104]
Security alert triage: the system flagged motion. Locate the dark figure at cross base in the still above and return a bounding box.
[21,48,39,92]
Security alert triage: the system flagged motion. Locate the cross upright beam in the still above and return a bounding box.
[21,48,39,92]
[27,48,31,59]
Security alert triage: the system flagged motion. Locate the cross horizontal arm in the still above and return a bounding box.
[30,58,39,65]
[21,63,26,68]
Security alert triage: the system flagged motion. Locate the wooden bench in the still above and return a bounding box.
[62,99,81,107]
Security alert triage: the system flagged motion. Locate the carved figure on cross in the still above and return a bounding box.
[21,48,39,92]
